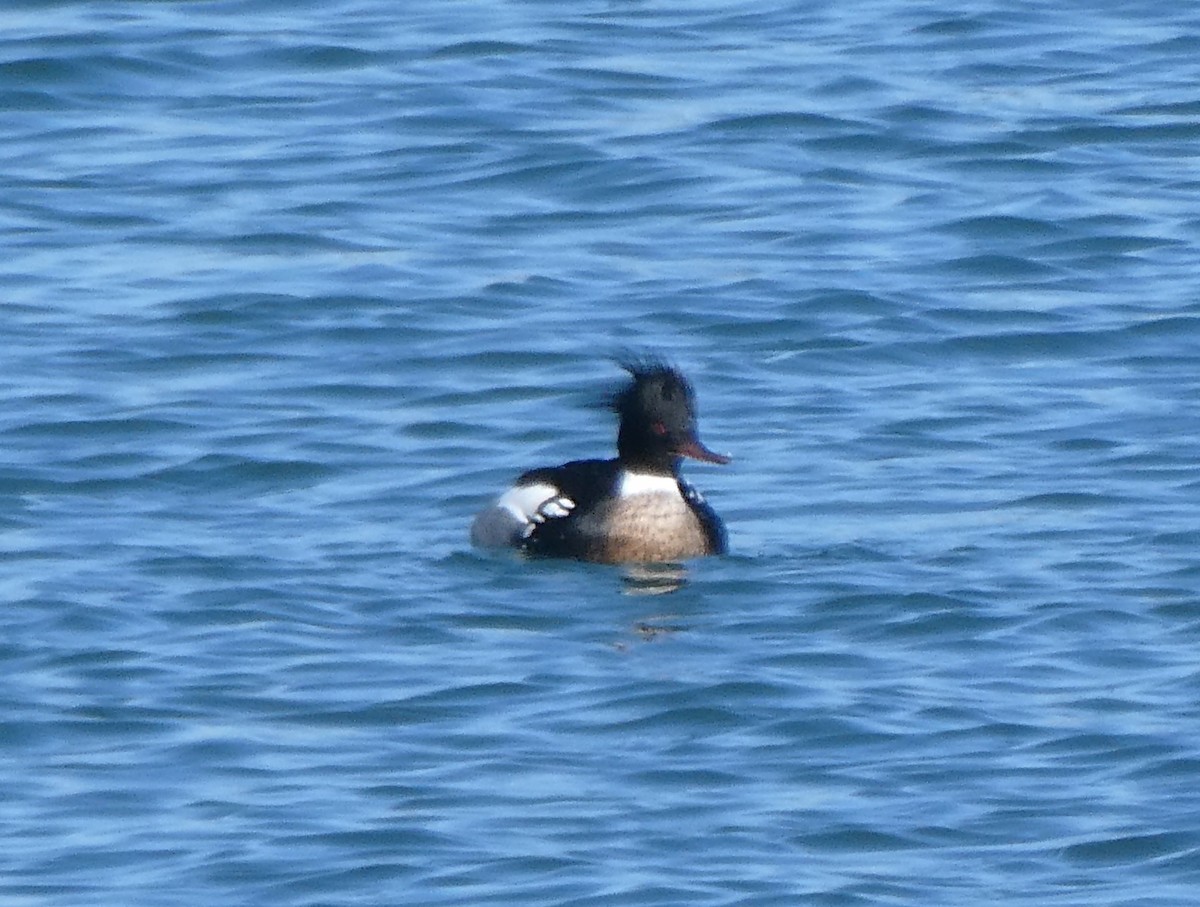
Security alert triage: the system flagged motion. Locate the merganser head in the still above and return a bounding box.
[612,360,731,474]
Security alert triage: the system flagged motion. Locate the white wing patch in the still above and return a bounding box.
[495,482,560,524]
[538,498,574,519]
[490,482,576,541]
[473,481,576,548]
[521,491,576,539]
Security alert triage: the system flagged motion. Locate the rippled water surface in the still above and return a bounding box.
[4,1,1200,904]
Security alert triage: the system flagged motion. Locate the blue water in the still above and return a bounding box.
[4,1,1200,904]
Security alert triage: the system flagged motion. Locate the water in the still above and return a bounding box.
[4,1,1200,904]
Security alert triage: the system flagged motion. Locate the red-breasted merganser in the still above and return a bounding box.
[471,360,730,563]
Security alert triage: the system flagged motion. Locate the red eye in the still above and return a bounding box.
[651,422,667,436]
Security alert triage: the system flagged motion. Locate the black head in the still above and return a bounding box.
[612,360,731,474]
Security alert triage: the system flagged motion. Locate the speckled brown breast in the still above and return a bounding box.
[590,492,714,564]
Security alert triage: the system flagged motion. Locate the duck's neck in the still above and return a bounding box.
[617,432,678,477]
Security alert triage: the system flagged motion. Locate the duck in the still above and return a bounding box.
[471,360,730,563]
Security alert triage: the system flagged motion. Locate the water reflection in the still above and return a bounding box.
[621,563,687,596]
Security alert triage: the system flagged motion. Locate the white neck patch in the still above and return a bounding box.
[617,470,680,498]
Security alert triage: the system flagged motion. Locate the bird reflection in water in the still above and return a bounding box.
[621,562,688,596]
[613,566,691,647]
